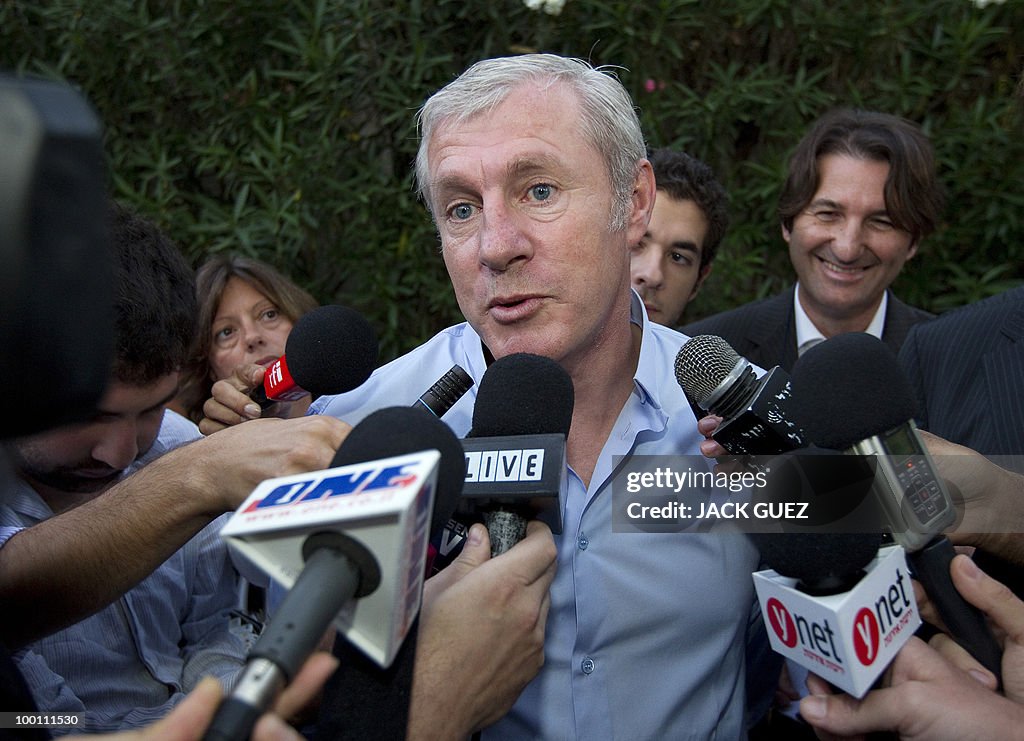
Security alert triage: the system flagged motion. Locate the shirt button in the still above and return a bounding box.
[581,657,595,674]
[578,535,589,550]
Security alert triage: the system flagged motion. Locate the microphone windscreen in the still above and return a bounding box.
[789,332,919,449]
[754,532,883,594]
[330,406,465,535]
[471,353,574,437]
[674,334,742,406]
[285,305,379,397]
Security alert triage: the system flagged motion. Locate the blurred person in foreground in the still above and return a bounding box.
[5,203,251,732]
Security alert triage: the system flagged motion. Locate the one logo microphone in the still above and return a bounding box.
[674,334,806,457]
[204,406,463,741]
[250,304,379,409]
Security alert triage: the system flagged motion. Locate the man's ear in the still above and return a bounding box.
[906,240,919,262]
[781,222,792,244]
[625,160,656,246]
[689,263,713,301]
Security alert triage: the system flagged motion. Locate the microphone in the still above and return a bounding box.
[314,406,468,741]
[753,528,918,698]
[250,305,379,409]
[674,334,806,456]
[206,406,463,741]
[751,445,919,698]
[787,332,1003,685]
[462,353,573,556]
[414,364,474,417]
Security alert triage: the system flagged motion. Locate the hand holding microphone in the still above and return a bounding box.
[675,334,806,458]
[200,305,379,434]
[799,555,1024,741]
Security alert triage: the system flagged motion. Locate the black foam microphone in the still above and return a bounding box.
[674,335,806,456]
[204,407,463,741]
[314,406,467,741]
[761,533,885,595]
[463,353,574,556]
[789,332,1003,684]
[251,304,379,409]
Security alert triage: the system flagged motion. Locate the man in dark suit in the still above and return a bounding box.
[900,284,1024,459]
[900,284,1024,595]
[684,108,943,371]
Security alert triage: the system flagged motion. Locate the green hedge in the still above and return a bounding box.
[3,0,1022,360]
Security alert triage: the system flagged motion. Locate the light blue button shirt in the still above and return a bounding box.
[311,294,760,740]
[3,411,248,733]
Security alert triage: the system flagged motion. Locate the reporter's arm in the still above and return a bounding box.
[922,430,1024,566]
[0,415,349,647]
[79,652,339,741]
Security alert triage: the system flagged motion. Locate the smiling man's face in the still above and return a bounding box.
[786,153,917,330]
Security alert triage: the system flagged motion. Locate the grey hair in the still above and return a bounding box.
[415,54,646,231]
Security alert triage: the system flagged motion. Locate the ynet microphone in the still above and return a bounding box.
[204,406,463,741]
[674,334,806,456]
[753,528,918,698]
[750,446,917,697]
[788,331,1003,685]
[463,353,573,557]
[250,304,379,409]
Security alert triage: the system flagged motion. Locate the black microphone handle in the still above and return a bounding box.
[203,545,361,741]
[314,616,420,741]
[909,536,1003,687]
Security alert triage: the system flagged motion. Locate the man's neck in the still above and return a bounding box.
[796,286,887,339]
[563,322,643,488]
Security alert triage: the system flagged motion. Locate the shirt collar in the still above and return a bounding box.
[630,289,665,410]
[794,283,888,356]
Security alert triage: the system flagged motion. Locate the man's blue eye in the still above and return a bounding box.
[530,184,552,201]
[452,204,473,220]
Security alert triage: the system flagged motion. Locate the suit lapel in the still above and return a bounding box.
[746,288,798,371]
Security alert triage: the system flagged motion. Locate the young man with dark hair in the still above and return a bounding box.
[630,147,729,326]
[5,203,249,732]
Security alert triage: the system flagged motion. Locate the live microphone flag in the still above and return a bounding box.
[219,450,440,668]
[753,545,920,699]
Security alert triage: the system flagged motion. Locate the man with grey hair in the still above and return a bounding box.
[207,53,761,739]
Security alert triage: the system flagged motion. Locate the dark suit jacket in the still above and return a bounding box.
[898,284,1024,458]
[682,285,934,372]
[899,285,1024,592]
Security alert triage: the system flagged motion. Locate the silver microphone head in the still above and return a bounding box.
[674,335,749,410]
